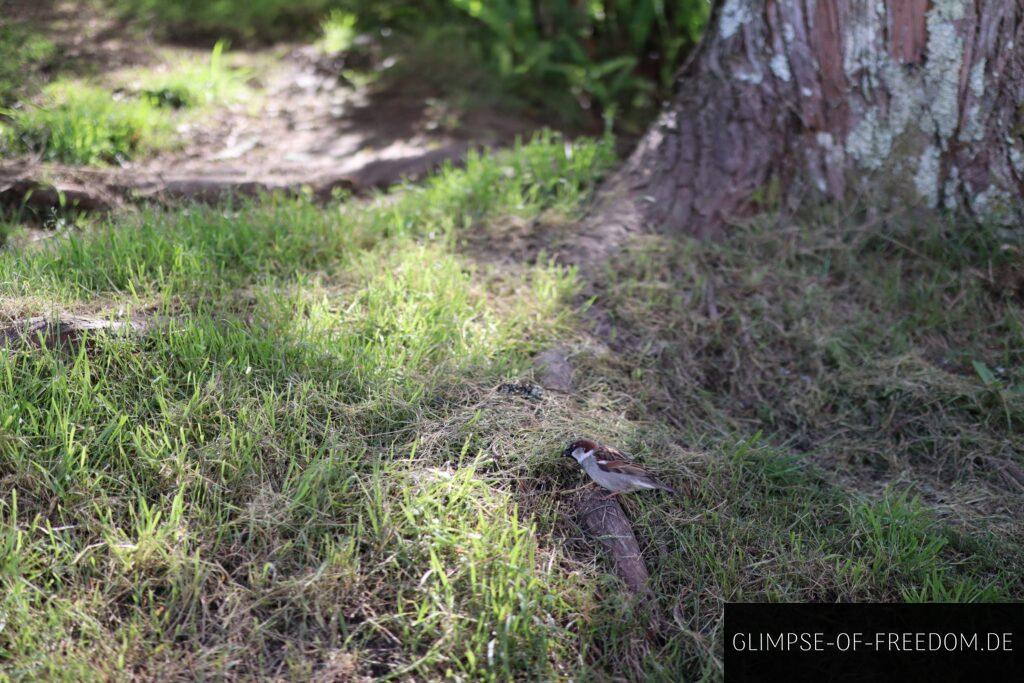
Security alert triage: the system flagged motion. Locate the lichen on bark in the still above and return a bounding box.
[833,0,1022,216]
[620,0,1022,236]
[719,0,752,39]
[922,2,966,143]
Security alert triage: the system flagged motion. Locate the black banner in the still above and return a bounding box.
[725,603,1023,682]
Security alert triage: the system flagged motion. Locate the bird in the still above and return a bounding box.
[563,438,675,500]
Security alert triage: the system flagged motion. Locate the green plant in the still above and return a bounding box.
[0,41,247,165]
[317,9,358,53]
[105,1,708,125]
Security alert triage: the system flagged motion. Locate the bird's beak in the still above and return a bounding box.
[562,445,574,458]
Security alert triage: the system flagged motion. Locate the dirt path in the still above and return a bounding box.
[122,45,531,196]
[1,4,536,213]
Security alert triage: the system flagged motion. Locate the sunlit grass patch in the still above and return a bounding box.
[355,457,577,678]
[0,42,250,165]
[255,246,577,395]
[121,41,250,110]
[0,133,617,676]
[0,131,614,302]
[1,80,173,164]
[0,276,579,678]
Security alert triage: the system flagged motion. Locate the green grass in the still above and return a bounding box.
[125,42,249,110]
[109,0,338,42]
[1,135,1021,679]
[0,24,56,107]
[0,134,615,679]
[1,80,172,164]
[597,212,1024,477]
[1,44,248,165]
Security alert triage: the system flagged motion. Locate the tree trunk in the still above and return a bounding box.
[623,0,1024,236]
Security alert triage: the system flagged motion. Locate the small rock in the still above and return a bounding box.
[534,348,573,392]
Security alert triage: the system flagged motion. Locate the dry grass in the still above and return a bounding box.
[588,204,1024,542]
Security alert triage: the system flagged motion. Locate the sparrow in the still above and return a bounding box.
[563,439,675,499]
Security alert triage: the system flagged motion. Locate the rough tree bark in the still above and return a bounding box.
[617,0,1024,237]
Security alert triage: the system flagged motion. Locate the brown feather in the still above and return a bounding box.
[596,459,653,478]
[592,444,626,458]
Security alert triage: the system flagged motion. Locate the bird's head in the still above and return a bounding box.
[563,439,598,463]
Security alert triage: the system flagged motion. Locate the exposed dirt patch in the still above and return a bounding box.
[127,43,533,193]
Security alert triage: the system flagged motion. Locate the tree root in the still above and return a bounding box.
[0,315,148,351]
[577,489,651,594]
[0,142,471,215]
[561,177,643,272]
[576,488,668,631]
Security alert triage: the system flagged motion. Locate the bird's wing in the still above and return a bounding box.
[594,443,630,460]
[596,459,652,478]
[596,457,675,492]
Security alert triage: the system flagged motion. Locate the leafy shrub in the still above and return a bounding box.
[441,0,709,123]
[344,0,709,128]
[110,1,708,126]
